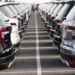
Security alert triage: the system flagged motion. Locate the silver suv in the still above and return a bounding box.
[53,1,74,50]
[0,4,20,51]
[60,4,75,67]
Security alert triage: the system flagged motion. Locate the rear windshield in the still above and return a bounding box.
[49,4,53,9]
[53,4,63,17]
[8,5,18,15]
[0,6,15,18]
[13,5,21,13]
[47,4,53,12]
[66,5,75,21]
[49,4,58,14]
[0,11,9,28]
[57,4,70,19]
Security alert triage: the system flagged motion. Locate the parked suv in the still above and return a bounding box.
[0,4,20,51]
[7,4,24,38]
[47,3,58,31]
[0,11,15,69]
[46,3,54,25]
[60,4,75,67]
[53,1,74,50]
[49,3,64,37]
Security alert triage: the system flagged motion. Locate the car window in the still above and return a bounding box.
[0,6,15,18]
[53,4,63,17]
[66,5,75,21]
[56,4,70,19]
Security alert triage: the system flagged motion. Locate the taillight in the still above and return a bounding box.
[65,26,75,40]
[0,28,9,43]
[68,60,75,66]
[55,20,63,23]
[10,23,16,26]
[2,63,9,69]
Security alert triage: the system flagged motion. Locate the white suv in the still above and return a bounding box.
[0,11,15,69]
[0,4,20,51]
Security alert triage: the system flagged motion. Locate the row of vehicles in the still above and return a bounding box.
[38,0,75,67]
[0,2,32,69]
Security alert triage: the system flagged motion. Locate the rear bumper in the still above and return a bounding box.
[60,44,75,66]
[0,50,15,65]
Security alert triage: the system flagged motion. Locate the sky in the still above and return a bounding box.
[15,0,52,3]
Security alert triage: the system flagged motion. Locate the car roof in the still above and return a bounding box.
[0,2,20,7]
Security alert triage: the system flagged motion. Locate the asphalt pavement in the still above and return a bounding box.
[0,11,75,75]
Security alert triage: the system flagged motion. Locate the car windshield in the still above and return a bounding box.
[66,5,75,21]
[0,6,15,18]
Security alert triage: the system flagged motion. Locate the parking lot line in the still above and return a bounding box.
[35,11,42,75]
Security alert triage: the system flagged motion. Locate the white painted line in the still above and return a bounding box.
[1,68,75,74]
[23,35,36,37]
[25,32,36,34]
[39,47,55,49]
[20,46,55,50]
[25,31,47,34]
[0,71,37,74]
[15,56,36,60]
[21,40,53,43]
[21,40,36,43]
[42,69,75,74]
[39,40,53,42]
[15,55,60,60]
[20,47,36,50]
[40,55,60,59]
[35,11,42,75]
